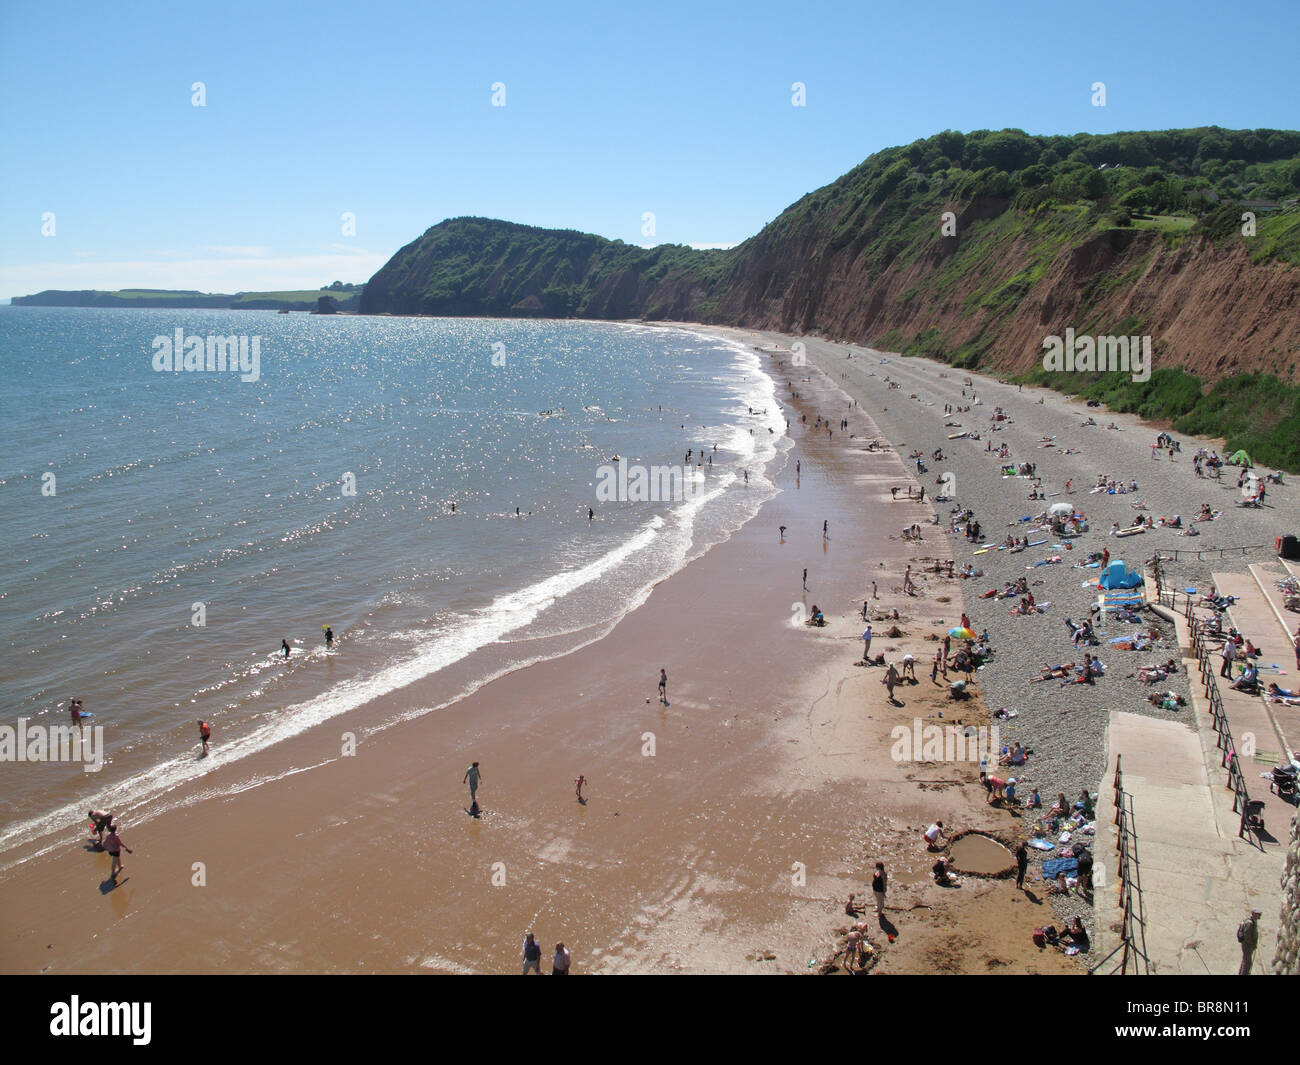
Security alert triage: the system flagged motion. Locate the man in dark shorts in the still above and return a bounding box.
[198,720,211,755]
[658,668,668,705]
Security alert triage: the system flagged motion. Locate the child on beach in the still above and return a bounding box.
[464,761,482,804]
[103,823,132,880]
[88,809,112,846]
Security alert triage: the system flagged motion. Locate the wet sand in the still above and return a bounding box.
[0,329,1078,975]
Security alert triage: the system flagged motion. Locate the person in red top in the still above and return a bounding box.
[198,720,211,756]
[104,823,132,880]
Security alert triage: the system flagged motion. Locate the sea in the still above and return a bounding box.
[0,309,787,868]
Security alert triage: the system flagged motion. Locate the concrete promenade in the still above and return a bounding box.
[1093,567,1294,974]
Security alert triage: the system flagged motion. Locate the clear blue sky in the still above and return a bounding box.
[2,0,1297,299]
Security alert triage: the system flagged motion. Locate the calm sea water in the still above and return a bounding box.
[0,308,785,864]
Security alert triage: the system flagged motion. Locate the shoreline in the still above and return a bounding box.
[1,322,1079,975]
[20,314,1292,974]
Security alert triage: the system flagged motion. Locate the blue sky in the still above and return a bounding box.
[2,0,1297,299]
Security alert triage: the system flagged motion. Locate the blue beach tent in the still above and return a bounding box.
[1098,560,1144,590]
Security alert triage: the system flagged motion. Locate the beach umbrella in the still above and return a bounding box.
[1048,502,1073,518]
[949,626,976,639]
[1229,449,1252,467]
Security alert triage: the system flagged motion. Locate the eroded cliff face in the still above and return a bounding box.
[360,210,1298,384]
[713,224,1298,383]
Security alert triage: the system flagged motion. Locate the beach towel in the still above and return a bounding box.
[1042,857,1078,879]
[1028,838,1055,851]
[1101,590,1144,610]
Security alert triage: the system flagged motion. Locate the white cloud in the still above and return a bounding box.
[200,245,273,257]
[0,251,389,299]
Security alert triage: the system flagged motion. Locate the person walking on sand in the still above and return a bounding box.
[522,933,543,974]
[464,761,483,805]
[552,942,571,976]
[823,519,828,538]
[1237,910,1261,975]
[872,862,887,916]
[197,720,211,756]
[103,822,132,880]
[658,668,668,704]
[861,624,872,662]
[1014,841,1028,889]
[574,775,586,803]
[883,663,900,704]
[802,567,808,591]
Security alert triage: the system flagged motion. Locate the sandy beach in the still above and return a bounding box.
[9,321,1295,975]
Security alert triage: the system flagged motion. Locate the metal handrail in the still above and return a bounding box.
[1188,615,1258,846]
[1092,755,1152,974]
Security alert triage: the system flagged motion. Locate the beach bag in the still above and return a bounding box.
[1032,928,1046,947]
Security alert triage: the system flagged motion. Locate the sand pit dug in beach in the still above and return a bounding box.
[948,833,1015,877]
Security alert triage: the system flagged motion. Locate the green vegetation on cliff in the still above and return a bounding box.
[1014,365,1300,473]
[359,127,1300,467]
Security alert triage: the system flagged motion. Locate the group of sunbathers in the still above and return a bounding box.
[1066,617,1098,647]
[1010,595,1045,616]
[1197,588,1239,612]
[1129,658,1180,684]
[1266,684,1300,706]
[1147,689,1188,711]
[1090,476,1139,494]
[1108,628,1158,652]
[1031,656,1104,685]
